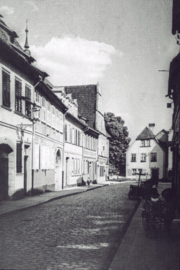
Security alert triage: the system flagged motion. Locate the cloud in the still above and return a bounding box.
[31,36,123,85]
[0,6,14,15]
[25,1,38,12]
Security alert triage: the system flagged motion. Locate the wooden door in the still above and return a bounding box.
[0,158,8,199]
[24,156,28,195]
[151,168,159,186]
[66,158,69,186]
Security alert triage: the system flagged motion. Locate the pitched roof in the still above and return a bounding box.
[64,85,97,129]
[136,127,155,140]
[0,17,36,64]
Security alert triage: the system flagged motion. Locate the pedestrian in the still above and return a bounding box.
[87,177,90,187]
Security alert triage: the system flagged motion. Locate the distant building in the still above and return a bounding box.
[64,84,109,182]
[33,81,67,192]
[53,86,100,185]
[126,124,168,181]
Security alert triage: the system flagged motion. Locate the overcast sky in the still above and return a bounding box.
[0,0,178,141]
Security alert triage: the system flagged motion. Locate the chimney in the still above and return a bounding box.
[149,123,155,133]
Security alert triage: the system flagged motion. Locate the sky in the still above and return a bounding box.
[0,0,178,142]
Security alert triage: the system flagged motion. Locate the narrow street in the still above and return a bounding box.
[0,183,139,270]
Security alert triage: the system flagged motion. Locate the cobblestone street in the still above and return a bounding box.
[0,183,139,270]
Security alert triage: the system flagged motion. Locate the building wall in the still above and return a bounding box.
[83,148,97,182]
[64,143,83,186]
[64,117,84,186]
[33,85,64,191]
[0,59,34,198]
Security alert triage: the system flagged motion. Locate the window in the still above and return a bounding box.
[141,140,150,147]
[141,140,145,147]
[75,129,77,145]
[72,129,75,144]
[151,152,157,162]
[72,158,74,174]
[42,96,45,107]
[15,78,22,112]
[2,69,10,108]
[47,101,50,111]
[36,90,40,103]
[16,142,22,173]
[131,154,136,162]
[25,85,31,117]
[146,140,150,147]
[41,97,46,121]
[141,153,146,162]
[65,124,67,141]
[132,169,136,175]
[70,127,72,143]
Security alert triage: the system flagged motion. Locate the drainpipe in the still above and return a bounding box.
[31,77,42,195]
[62,108,69,189]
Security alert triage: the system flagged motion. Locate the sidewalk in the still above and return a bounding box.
[0,183,107,217]
[109,182,180,270]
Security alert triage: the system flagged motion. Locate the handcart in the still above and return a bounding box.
[128,170,152,200]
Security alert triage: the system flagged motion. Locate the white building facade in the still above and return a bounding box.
[126,125,168,181]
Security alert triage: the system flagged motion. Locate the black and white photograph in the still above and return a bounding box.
[0,0,180,269]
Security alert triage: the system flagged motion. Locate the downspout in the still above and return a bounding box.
[62,108,69,189]
[31,77,42,195]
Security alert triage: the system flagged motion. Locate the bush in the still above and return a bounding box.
[11,189,25,200]
[26,188,45,196]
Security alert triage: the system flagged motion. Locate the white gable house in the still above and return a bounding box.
[126,124,168,181]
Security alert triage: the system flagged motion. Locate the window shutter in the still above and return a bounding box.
[15,79,22,112]
[25,85,31,117]
[2,70,10,107]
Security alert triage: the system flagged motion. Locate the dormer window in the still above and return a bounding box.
[141,140,145,147]
[141,140,150,147]
[146,140,150,147]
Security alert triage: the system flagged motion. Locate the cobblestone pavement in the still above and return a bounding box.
[0,183,139,270]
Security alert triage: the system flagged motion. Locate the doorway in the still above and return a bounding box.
[151,168,159,186]
[55,149,62,190]
[24,155,28,195]
[0,158,8,199]
[0,143,13,200]
[66,157,70,186]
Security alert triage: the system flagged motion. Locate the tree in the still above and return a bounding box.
[104,112,131,176]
